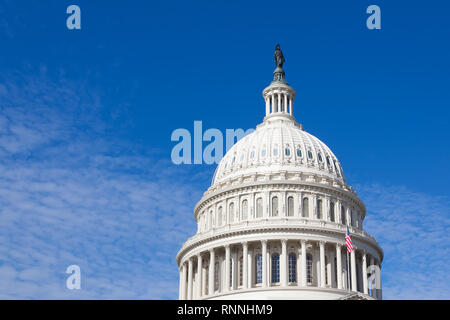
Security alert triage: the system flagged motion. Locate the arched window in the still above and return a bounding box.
[256,198,263,218]
[271,253,280,283]
[229,203,234,223]
[255,254,262,284]
[217,207,223,226]
[261,148,266,157]
[285,147,291,157]
[272,196,279,217]
[308,150,313,159]
[341,206,346,225]
[241,200,248,220]
[273,147,278,157]
[250,150,255,159]
[318,153,323,162]
[302,197,309,217]
[306,253,313,284]
[296,148,302,157]
[317,199,322,219]
[288,253,297,283]
[330,202,335,222]
[326,156,331,166]
[287,196,294,216]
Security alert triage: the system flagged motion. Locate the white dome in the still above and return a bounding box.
[212,114,345,186]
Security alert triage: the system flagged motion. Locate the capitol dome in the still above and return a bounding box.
[212,115,345,186]
[177,45,383,300]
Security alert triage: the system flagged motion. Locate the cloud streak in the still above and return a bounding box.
[0,72,205,299]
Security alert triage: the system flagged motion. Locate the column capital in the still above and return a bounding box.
[261,239,268,244]
[281,238,288,244]
[300,239,307,245]
[224,244,230,249]
[209,248,214,254]
[241,241,248,247]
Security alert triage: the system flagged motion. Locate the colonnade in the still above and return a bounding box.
[265,91,294,116]
[179,239,381,300]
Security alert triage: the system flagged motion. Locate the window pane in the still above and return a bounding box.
[272,197,278,216]
[256,198,262,218]
[307,254,313,284]
[288,197,294,216]
[289,254,297,283]
[256,254,262,284]
[242,200,248,220]
[317,199,322,219]
[302,197,309,217]
[285,148,291,156]
[271,253,280,283]
[229,203,234,223]
[330,202,335,222]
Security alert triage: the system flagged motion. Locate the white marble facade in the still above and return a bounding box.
[177,53,383,300]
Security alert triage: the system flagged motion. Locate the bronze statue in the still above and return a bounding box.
[274,44,285,68]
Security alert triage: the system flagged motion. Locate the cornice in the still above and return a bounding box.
[176,223,383,265]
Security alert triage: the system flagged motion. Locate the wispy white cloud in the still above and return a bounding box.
[0,72,204,299]
[358,184,450,299]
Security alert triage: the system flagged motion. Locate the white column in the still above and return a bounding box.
[330,249,336,288]
[224,245,230,292]
[208,249,215,295]
[180,263,187,299]
[179,267,183,300]
[248,249,253,288]
[336,244,343,289]
[281,239,288,286]
[319,241,326,288]
[362,251,368,295]
[231,249,237,290]
[284,93,287,113]
[369,256,377,299]
[262,240,268,287]
[187,258,193,300]
[377,260,382,300]
[301,240,307,286]
[278,93,281,113]
[197,254,203,299]
[289,95,293,115]
[202,266,207,296]
[265,97,269,115]
[242,242,248,289]
[351,249,357,292]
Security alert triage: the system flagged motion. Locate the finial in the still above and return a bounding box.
[272,44,286,84]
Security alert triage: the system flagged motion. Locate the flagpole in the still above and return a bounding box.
[346,250,350,292]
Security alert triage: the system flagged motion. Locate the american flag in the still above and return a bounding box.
[345,226,353,253]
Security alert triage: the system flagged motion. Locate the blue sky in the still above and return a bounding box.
[0,0,448,299]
